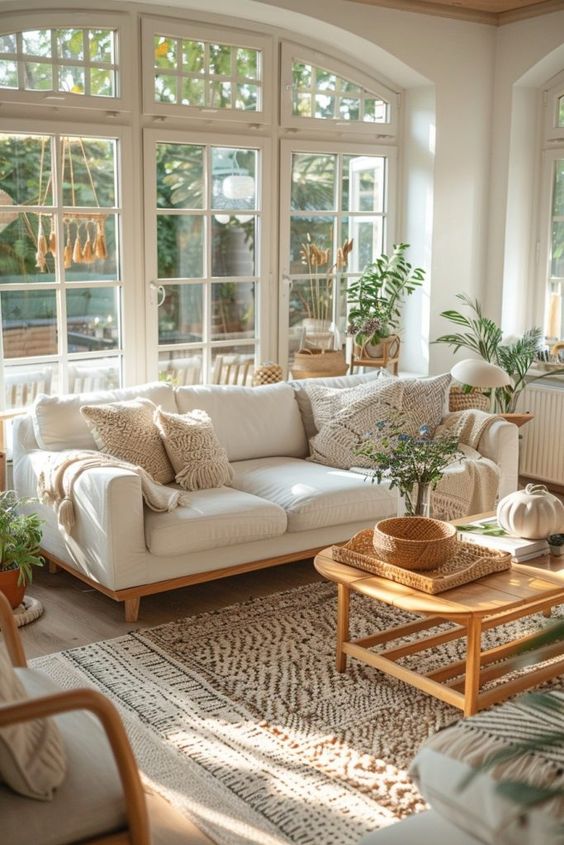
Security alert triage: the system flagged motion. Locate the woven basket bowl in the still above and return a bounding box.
[373,517,457,571]
[449,386,489,412]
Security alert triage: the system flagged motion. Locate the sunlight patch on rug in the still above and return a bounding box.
[31,582,564,845]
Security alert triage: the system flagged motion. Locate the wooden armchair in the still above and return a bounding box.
[0,592,213,845]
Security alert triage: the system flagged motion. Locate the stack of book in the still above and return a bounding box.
[457,517,550,562]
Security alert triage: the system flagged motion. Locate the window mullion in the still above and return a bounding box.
[53,133,68,393]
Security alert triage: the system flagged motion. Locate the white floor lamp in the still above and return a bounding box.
[450,358,512,414]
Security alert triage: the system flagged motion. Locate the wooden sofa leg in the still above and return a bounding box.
[47,559,60,574]
[124,597,140,623]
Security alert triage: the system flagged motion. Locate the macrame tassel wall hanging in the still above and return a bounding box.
[72,222,83,264]
[64,224,73,269]
[95,218,108,260]
[82,221,94,264]
[35,216,48,272]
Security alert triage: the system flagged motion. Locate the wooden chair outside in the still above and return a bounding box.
[68,363,120,394]
[159,356,202,387]
[4,367,53,410]
[212,353,254,386]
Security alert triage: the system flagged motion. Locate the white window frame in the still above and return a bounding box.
[141,17,274,127]
[0,11,132,113]
[280,42,399,138]
[538,148,564,338]
[544,69,564,142]
[278,138,397,373]
[0,117,136,404]
[143,128,272,383]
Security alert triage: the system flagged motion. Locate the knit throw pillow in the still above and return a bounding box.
[155,407,233,491]
[0,648,67,800]
[80,398,175,484]
[304,376,395,435]
[308,379,405,469]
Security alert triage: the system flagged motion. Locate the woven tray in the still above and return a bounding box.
[332,529,511,594]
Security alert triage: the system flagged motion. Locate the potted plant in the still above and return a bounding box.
[435,294,564,413]
[0,491,43,609]
[346,242,424,357]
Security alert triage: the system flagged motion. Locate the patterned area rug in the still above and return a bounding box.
[32,582,564,845]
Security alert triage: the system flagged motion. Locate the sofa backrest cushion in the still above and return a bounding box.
[32,382,176,451]
[174,382,308,461]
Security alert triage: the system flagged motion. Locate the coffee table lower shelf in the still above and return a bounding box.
[316,550,564,716]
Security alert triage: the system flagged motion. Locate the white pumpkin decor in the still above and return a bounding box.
[497,484,564,540]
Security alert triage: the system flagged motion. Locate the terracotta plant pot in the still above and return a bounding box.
[0,568,25,609]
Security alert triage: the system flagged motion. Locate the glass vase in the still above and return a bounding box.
[400,483,432,518]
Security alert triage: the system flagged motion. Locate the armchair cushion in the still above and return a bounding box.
[0,649,66,801]
[0,667,127,845]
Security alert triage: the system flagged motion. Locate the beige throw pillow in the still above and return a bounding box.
[80,398,175,484]
[0,648,66,800]
[155,407,233,491]
[309,379,405,469]
[304,377,395,434]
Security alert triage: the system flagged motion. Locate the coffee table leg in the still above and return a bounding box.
[464,616,482,716]
[336,583,350,672]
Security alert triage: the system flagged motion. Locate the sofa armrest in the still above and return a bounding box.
[476,419,519,500]
[14,449,147,592]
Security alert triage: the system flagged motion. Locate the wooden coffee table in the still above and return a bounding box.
[315,526,564,716]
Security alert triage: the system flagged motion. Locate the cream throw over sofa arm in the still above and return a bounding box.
[475,418,519,500]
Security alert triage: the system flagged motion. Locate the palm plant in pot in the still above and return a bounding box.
[346,242,424,357]
[435,294,564,413]
[0,491,43,609]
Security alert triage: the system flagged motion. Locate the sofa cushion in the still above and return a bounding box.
[309,379,405,470]
[231,457,397,533]
[0,649,66,801]
[32,382,176,451]
[144,486,287,556]
[155,407,233,491]
[289,370,388,440]
[81,399,175,485]
[174,382,307,461]
[0,668,126,844]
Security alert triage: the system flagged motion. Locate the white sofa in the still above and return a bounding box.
[13,372,519,621]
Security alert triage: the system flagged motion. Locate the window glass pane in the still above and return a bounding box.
[24,62,53,91]
[316,69,336,92]
[552,160,564,218]
[342,155,385,213]
[59,65,85,95]
[0,212,56,284]
[159,349,203,385]
[236,48,258,80]
[154,36,177,68]
[209,80,231,109]
[63,216,118,282]
[0,60,17,88]
[89,30,114,64]
[212,148,257,210]
[155,74,177,103]
[57,29,84,61]
[182,76,205,106]
[4,362,58,408]
[291,154,336,211]
[211,344,255,385]
[552,221,564,278]
[22,30,52,57]
[68,356,121,392]
[1,288,57,357]
[235,83,258,111]
[61,137,116,207]
[212,216,256,277]
[293,62,312,88]
[182,40,204,73]
[209,44,231,76]
[0,133,53,206]
[156,143,204,210]
[558,96,564,128]
[338,98,360,121]
[289,277,334,328]
[66,287,120,352]
[364,98,387,123]
[158,284,203,343]
[341,216,383,271]
[157,216,204,279]
[293,92,311,117]
[290,216,334,275]
[90,67,115,97]
[315,94,335,119]
[211,282,255,339]
[291,60,389,124]
[0,35,17,54]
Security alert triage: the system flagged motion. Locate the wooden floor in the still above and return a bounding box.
[20,559,323,659]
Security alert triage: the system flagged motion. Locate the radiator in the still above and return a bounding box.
[519,384,564,485]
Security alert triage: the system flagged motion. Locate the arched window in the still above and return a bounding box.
[540,71,564,345]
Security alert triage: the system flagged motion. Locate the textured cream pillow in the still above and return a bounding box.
[0,648,66,800]
[80,398,174,484]
[155,407,233,491]
[309,379,404,469]
[304,377,395,434]
[400,373,452,436]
